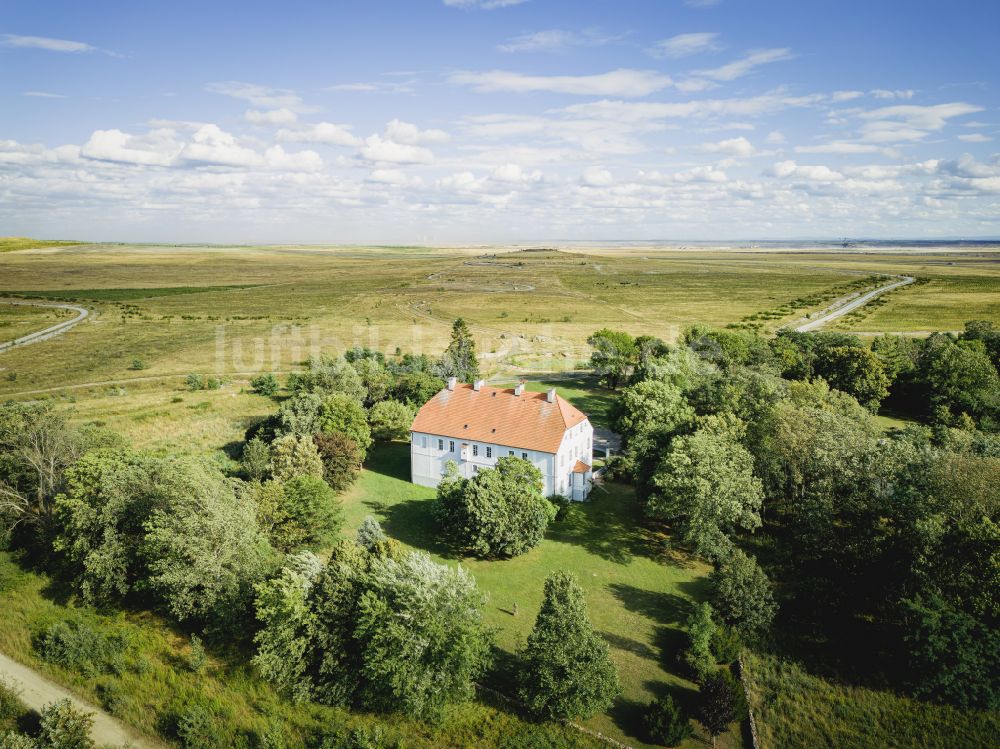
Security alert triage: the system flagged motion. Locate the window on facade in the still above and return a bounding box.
[473,465,479,473]
[486,446,492,458]
[449,441,455,452]
[472,444,479,457]
[508,450,515,457]
[522,452,528,460]
[438,438,443,450]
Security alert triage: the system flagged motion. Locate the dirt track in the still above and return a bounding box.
[0,298,90,352]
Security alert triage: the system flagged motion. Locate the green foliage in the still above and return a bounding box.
[355,552,492,720]
[141,463,274,630]
[313,432,362,492]
[518,571,620,720]
[710,548,777,641]
[0,731,35,749]
[280,475,344,550]
[643,693,691,747]
[129,359,146,371]
[612,379,694,460]
[350,358,394,408]
[355,516,386,551]
[902,593,1000,710]
[813,345,890,412]
[269,434,324,482]
[250,373,280,397]
[187,634,207,674]
[434,457,549,558]
[683,602,717,682]
[587,329,638,389]
[438,318,479,383]
[318,394,372,460]
[174,702,217,749]
[368,400,414,442]
[241,436,271,481]
[288,355,367,402]
[36,620,128,677]
[185,374,204,391]
[37,699,94,749]
[710,625,742,666]
[647,415,764,560]
[274,393,324,438]
[392,372,445,407]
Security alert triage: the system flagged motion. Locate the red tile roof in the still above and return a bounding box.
[571,460,591,473]
[410,383,588,454]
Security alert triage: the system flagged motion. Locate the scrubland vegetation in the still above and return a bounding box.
[0,243,997,748]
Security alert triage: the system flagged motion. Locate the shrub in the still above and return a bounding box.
[129,359,146,371]
[38,699,94,749]
[250,373,280,397]
[682,602,717,681]
[175,703,216,749]
[36,621,128,677]
[644,693,691,747]
[434,457,550,559]
[710,625,742,665]
[318,393,372,460]
[185,374,204,391]
[313,432,362,492]
[187,634,206,673]
[269,434,324,482]
[710,548,777,641]
[518,571,619,720]
[356,516,386,551]
[368,400,413,442]
[278,475,344,550]
[241,437,271,482]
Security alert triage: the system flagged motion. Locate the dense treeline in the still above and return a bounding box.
[596,321,1000,712]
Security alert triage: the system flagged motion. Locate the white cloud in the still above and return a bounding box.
[449,68,672,97]
[205,81,303,109]
[326,80,416,94]
[245,108,299,126]
[957,133,992,143]
[795,142,882,154]
[1,34,96,53]
[765,130,786,143]
[648,32,721,59]
[498,29,623,54]
[368,168,423,186]
[263,145,323,172]
[81,129,179,167]
[831,90,864,102]
[360,134,435,164]
[691,48,793,83]
[581,166,613,186]
[277,122,360,147]
[443,0,529,9]
[178,124,264,168]
[699,136,755,156]
[23,91,66,99]
[771,160,844,182]
[673,165,728,183]
[858,102,983,143]
[384,119,450,145]
[871,89,916,100]
[491,163,542,182]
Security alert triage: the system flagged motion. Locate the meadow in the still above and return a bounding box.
[1,242,998,748]
[2,243,997,398]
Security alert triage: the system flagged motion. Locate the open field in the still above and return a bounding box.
[0,303,75,345]
[0,237,84,253]
[743,650,1000,749]
[1,244,997,397]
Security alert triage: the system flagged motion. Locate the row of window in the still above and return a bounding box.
[424,436,527,461]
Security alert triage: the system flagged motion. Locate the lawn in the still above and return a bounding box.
[743,650,1000,749]
[340,443,742,749]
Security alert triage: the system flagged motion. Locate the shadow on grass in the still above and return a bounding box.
[376,498,455,558]
[607,582,691,625]
[546,487,657,565]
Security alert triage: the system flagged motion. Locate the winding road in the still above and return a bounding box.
[794,275,915,332]
[0,298,90,353]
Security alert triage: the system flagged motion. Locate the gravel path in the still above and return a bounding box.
[0,298,90,352]
[794,275,915,332]
[0,651,168,748]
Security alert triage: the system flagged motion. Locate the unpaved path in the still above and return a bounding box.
[794,275,915,332]
[0,651,168,748]
[0,298,90,352]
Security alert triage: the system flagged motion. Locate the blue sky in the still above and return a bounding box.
[1,0,998,242]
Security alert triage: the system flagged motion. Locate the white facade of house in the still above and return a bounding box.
[410,379,594,500]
